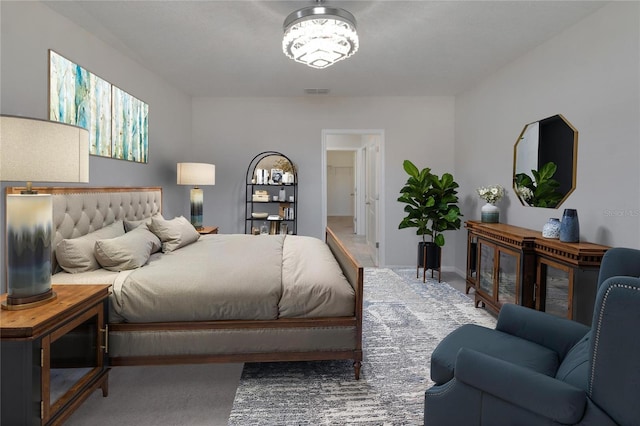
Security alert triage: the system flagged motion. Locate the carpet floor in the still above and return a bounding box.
[228,268,497,425]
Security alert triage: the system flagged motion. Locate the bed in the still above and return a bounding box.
[6,186,364,379]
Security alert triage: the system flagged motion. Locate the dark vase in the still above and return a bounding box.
[418,242,441,270]
[560,209,580,243]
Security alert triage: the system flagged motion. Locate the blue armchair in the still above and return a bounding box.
[424,247,640,425]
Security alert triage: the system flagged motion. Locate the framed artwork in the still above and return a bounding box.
[49,50,148,163]
[112,86,149,163]
[270,168,283,184]
[49,50,112,157]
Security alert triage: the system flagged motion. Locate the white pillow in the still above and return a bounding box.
[148,216,200,253]
[56,221,125,273]
[95,227,161,271]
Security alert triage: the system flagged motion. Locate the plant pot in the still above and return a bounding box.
[418,242,441,270]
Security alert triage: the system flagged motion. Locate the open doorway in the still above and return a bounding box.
[322,130,384,267]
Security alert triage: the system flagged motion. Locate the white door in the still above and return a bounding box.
[365,141,379,264]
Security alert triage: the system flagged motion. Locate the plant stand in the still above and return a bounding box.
[416,243,442,283]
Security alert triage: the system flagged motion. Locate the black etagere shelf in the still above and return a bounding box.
[245,151,297,235]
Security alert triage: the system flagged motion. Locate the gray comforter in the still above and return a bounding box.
[104,234,355,323]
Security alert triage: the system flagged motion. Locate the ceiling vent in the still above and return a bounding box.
[304,88,330,95]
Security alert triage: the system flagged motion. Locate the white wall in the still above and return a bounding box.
[191,96,455,267]
[0,1,193,291]
[454,2,640,275]
[327,151,356,216]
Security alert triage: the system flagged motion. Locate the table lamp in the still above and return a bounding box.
[177,162,215,230]
[0,115,89,310]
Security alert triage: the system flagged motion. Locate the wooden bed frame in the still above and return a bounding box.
[6,186,364,379]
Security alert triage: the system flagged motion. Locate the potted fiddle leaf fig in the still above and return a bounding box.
[398,160,463,271]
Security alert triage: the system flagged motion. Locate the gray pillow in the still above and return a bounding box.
[148,215,200,253]
[56,221,125,273]
[95,227,161,271]
[124,214,164,232]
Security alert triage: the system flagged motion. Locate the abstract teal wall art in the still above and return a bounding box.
[112,86,149,163]
[49,50,112,157]
[49,50,148,163]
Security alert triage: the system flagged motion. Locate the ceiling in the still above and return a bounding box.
[44,1,607,97]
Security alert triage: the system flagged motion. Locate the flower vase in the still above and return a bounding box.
[560,209,579,242]
[542,218,561,239]
[481,203,499,223]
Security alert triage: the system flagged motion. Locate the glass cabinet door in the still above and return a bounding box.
[537,258,571,319]
[466,235,479,292]
[497,247,520,305]
[478,241,496,300]
[43,303,105,423]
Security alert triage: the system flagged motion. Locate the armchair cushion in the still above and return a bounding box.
[496,303,590,358]
[455,348,587,424]
[555,334,590,391]
[430,324,559,385]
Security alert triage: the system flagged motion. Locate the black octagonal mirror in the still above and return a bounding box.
[513,114,578,208]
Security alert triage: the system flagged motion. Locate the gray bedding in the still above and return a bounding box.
[53,234,355,323]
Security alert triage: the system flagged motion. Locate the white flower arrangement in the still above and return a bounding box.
[477,185,505,204]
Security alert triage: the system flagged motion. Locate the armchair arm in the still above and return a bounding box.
[496,303,590,358]
[455,348,587,424]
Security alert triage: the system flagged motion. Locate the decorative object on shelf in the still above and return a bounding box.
[255,168,269,184]
[398,160,462,282]
[279,187,286,202]
[252,212,269,219]
[253,190,270,202]
[280,223,289,235]
[270,168,283,184]
[260,222,269,235]
[542,217,561,239]
[282,1,359,69]
[0,115,89,310]
[560,209,580,243]
[477,185,504,223]
[513,114,578,209]
[177,162,215,230]
[283,172,295,184]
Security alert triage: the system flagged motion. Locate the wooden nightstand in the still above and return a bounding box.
[1,284,111,425]
[198,226,219,235]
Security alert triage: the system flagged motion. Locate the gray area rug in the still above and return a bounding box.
[228,268,497,425]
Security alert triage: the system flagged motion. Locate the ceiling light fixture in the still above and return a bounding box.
[282,1,359,69]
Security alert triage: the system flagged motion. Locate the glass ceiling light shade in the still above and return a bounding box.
[283,5,359,69]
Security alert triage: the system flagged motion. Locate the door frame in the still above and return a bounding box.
[321,129,385,267]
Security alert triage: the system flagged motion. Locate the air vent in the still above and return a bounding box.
[304,88,330,95]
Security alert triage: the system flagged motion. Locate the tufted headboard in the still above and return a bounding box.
[6,186,162,273]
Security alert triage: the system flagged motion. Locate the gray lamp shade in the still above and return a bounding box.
[176,162,216,186]
[0,115,89,183]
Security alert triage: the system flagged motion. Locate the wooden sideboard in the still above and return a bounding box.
[465,221,609,325]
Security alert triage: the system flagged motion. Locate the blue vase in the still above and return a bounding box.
[560,209,579,243]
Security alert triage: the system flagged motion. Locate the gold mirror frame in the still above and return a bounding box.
[513,114,578,208]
